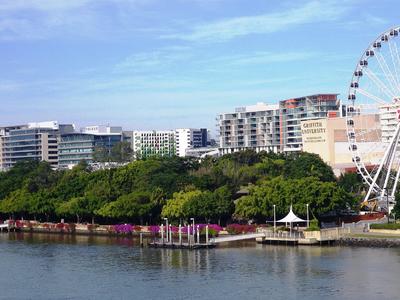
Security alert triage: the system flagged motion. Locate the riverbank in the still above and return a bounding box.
[339,233,400,248]
[4,220,400,248]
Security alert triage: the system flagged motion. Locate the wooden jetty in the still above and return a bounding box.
[148,240,216,249]
[0,222,16,232]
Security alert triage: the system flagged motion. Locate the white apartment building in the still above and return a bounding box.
[379,102,400,143]
[218,103,281,155]
[131,130,175,159]
[175,128,208,157]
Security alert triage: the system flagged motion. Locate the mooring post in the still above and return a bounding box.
[179,224,182,245]
[206,225,209,245]
[169,225,172,244]
[197,225,200,244]
[161,224,164,244]
[187,225,190,246]
[140,232,143,247]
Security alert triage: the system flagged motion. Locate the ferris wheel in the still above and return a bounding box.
[347,26,400,212]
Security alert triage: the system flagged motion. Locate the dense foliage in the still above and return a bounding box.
[0,150,358,224]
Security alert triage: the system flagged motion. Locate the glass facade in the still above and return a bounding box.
[1,128,59,169]
[58,133,122,168]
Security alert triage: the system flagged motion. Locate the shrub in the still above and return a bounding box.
[305,218,320,231]
[370,223,400,230]
[149,225,160,234]
[114,224,133,234]
[226,224,256,234]
[200,227,218,237]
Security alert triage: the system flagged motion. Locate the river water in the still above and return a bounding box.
[0,232,399,300]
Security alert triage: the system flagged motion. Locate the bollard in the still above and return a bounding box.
[206,225,209,245]
[140,232,143,247]
[161,224,164,244]
[197,225,200,244]
[187,225,190,246]
[179,224,182,245]
[169,225,172,244]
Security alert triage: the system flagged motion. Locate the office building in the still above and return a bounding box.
[301,114,384,174]
[175,128,209,157]
[0,121,74,170]
[58,125,123,169]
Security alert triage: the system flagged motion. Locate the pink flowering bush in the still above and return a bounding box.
[114,224,133,234]
[149,225,160,234]
[226,224,256,235]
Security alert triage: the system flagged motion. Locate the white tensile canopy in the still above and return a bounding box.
[277,205,306,223]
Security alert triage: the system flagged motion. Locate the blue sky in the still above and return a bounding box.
[0,0,397,132]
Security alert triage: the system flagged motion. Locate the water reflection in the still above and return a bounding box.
[1,232,400,300]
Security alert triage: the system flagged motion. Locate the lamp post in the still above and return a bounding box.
[273,205,276,236]
[163,218,169,243]
[306,204,309,228]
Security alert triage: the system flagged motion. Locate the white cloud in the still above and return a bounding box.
[162,1,351,42]
[0,0,160,41]
[114,46,192,72]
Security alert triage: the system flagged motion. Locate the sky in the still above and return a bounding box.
[0,0,398,133]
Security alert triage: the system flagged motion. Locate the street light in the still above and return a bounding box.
[306,204,309,228]
[163,218,169,243]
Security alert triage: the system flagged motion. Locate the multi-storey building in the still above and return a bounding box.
[131,130,175,159]
[279,94,341,152]
[218,103,281,155]
[0,121,74,170]
[0,125,26,171]
[218,94,342,155]
[175,128,209,157]
[58,125,123,168]
[379,102,400,143]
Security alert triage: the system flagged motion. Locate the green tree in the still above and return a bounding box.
[213,185,234,225]
[93,146,109,162]
[284,152,336,182]
[235,177,355,222]
[97,191,153,223]
[110,141,133,162]
[338,172,363,193]
[56,197,89,223]
[0,189,33,218]
[161,190,203,222]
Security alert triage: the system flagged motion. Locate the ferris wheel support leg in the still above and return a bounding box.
[381,126,400,199]
[391,162,400,198]
[365,123,400,201]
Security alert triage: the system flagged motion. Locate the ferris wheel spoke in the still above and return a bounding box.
[380,128,400,198]
[356,88,387,105]
[365,123,400,201]
[364,68,396,100]
[388,40,400,87]
[391,156,400,197]
[375,51,400,96]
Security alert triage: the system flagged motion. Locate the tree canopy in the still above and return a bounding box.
[0,150,359,225]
